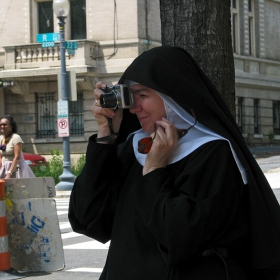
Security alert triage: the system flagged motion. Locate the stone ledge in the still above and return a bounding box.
[254,134,264,139]
[0,66,98,78]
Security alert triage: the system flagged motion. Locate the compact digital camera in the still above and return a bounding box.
[100,84,134,109]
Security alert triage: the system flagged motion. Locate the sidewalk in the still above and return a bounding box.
[249,144,280,190]
[264,171,280,189]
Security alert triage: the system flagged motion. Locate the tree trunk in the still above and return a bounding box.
[160,0,235,117]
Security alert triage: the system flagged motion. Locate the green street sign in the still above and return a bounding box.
[65,41,78,50]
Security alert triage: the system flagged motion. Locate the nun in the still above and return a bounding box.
[69,46,280,280]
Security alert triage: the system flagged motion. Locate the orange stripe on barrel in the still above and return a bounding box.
[0,216,7,237]
[0,251,10,271]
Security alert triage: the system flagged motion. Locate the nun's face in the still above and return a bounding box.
[129,84,166,134]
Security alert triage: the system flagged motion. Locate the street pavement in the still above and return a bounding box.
[249,144,280,203]
[249,145,280,189]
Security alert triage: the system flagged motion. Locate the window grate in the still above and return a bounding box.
[36,92,56,138]
[69,91,84,136]
[237,97,244,133]
[273,101,280,135]
[254,99,260,134]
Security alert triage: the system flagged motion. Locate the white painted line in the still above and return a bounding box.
[59,222,71,230]
[61,232,81,239]
[64,240,110,250]
[265,173,280,189]
[56,206,69,209]
[57,211,68,215]
[66,267,103,273]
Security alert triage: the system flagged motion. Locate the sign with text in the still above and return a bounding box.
[57,100,70,137]
[42,41,55,48]
[36,33,60,43]
[58,118,69,137]
[65,41,78,50]
[4,178,64,272]
[57,100,68,118]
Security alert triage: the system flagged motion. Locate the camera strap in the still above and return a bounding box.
[95,117,119,143]
[108,118,119,137]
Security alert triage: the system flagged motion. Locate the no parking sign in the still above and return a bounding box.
[57,100,70,137]
[58,118,69,137]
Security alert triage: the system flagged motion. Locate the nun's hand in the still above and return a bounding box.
[143,118,178,175]
[92,81,123,141]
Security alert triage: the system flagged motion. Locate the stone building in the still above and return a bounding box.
[0,0,161,154]
[233,0,280,144]
[0,0,279,157]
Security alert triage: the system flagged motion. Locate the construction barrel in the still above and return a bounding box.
[0,179,10,271]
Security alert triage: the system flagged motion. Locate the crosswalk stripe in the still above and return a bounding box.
[66,267,103,273]
[57,211,68,215]
[60,222,71,229]
[61,232,81,239]
[55,197,107,276]
[56,205,68,209]
[64,240,110,250]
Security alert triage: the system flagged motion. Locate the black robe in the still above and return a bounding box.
[69,137,249,279]
[69,46,280,279]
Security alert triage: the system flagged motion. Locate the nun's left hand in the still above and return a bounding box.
[143,118,178,175]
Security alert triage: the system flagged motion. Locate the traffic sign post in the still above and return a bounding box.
[53,0,75,191]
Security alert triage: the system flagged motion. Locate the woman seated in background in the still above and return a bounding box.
[0,115,35,179]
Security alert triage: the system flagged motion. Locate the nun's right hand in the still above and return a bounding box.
[92,81,123,138]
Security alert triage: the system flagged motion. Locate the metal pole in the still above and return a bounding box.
[56,15,75,191]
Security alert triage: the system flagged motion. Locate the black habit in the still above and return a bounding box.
[69,46,280,279]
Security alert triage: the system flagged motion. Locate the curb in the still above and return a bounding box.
[55,191,71,198]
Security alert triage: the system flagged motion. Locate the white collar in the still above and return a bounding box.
[128,91,247,184]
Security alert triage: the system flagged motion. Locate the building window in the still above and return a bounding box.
[248,0,255,56]
[254,99,260,134]
[231,0,239,54]
[70,0,87,39]
[237,97,244,133]
[36,93,56,139]
[38,1,54,34]
[36,0,86,40]
[273,101,280,135]
[69,91,84,136]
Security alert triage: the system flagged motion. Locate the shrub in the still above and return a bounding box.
[71,154,86,177]
[31,149,85,184]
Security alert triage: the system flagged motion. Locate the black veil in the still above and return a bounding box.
[118,46,280,275]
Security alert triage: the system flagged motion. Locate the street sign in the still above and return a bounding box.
[65,41,78,50]
[57,70,77,101]
[36,33,60,43]
[57,100,70,137]
[67,49,75,55]
[42,41,55,48]
[57,100,68,118]
[58,118,70,137]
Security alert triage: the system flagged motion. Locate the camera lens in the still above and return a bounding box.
[100,92,118,108]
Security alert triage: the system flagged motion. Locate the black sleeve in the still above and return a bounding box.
[133,140,247,266]
[68,135,128,243]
